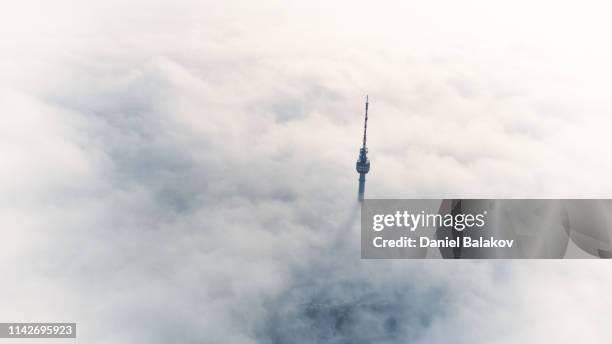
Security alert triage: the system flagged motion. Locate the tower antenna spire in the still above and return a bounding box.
[362,95,369,149]
[356,96,371,202]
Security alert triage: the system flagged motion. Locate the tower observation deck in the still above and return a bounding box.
[356,96,370,202]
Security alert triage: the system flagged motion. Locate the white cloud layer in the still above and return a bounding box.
[2,0,612,343]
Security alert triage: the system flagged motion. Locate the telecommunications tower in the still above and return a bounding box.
[356,96,370,202]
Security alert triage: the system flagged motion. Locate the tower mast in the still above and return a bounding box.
[356,96,371,202]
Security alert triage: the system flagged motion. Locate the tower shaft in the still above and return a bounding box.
[358,173,366,202]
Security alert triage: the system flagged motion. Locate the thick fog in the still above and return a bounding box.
[2,1,612,342]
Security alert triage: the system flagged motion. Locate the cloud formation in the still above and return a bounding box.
[2,0,612,343]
